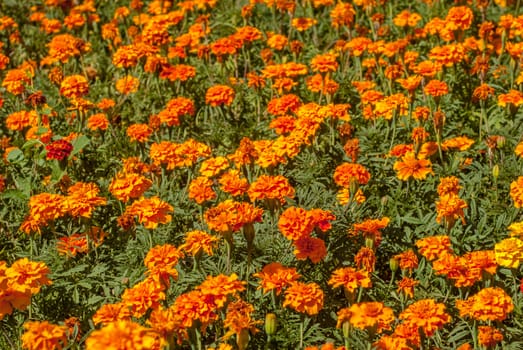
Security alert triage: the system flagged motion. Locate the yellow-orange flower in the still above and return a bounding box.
[21,321,68,350]
[456,287,513,321]
[205,85,235,106]
[283,281,324,316]
[253,262,301,295]
[347,302,395,333]
[60,75,89,99]
[510,176,523,208]
[179,230,219,256]
[393,152,433,181]
[124,196,174,229]
[115,75,140,94]
[399,299,451,337]
[494,237,523,268]
[109,172,152,202]
[328,267,372,293]
[85,320,162,350]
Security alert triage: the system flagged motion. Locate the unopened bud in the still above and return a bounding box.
[365,237,375,249]
[265,313,277,335]
[389,258,399,273]
[496,136,506,148]
[492,164,500,179]
[237,328,250,350]
[342,320,351,339]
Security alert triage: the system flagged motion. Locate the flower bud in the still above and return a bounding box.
[265,313,277,335]
[237,328,250,350]
[389,257,399,273]
[492,164,500,179]
[365,237,375,249]
[342,320,350,339]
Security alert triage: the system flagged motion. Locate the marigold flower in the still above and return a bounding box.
[5,258,52,295]
[92,303,132,326]
[393,250,419,274]
[456,287,514,321]
[253,262,301,295]
[355,246,376,272]
[6,110,38,131]
[115,75,140,94]
[393,152,433,181]
[291,17,317,31]
[144,244,183,287]
[197,273,246,309]
[498,90,523,108]
[328,267,372,294]
[188,176,216,204]
[122,277,166,318]
[21,321,68,350]
[159,64,196,81]
[399,299,451,337]
[351,217,390,246]
[415,235,453,261]
[46,139,73,161]
[179,230,219,256]
[510,176,523,208]
[87,113,109,131]
[293,236,327,263]
[473,83,494,101]
[283,281,324,316]
[436,193,467,227]
[310,52,338,73]
[85,320,162,350]
[347,302,395,334]
[60,75,89,99]
[478,326,503,348]
[397,277,419,299]
[222,300,261,341]
[205,85,235,107]
[109,172,152,202]
[495,237,523,268]
[333,163,371,187]
[124,196,174,229]
[248,174,295,204]
[218,169,249,197]
[2,68,33,95]
[441,136,474,151]
[445,6,474,31]
[64,182,106,218]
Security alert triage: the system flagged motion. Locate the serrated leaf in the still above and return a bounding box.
[70,135,90,157]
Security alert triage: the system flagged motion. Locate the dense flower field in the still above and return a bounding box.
[2,0,523,349]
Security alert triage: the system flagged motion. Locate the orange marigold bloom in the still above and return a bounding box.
[144,244,183,287]
[397,277,419,299]
[121,277,166,318]
[283,281,324,316]
[59,75,89,99]
[351,217,390,246]
[21,193,67,233]
[266,33,288,50]
[393,152,433,181]
[347,302,395,333]
[393,250,419,274]
[333,163,371,187]
[109,172,152,202]
[472,83,494,101]
[253,262,301,295]
[158,97,195,126]
[87,113,109,131]
[85,320,162,350]
[310,53,338,73]
[435,193,467,227]
[293,236,327,263]
[355,246,376,272]
[2,68,33,95]
[64,182,107,218]
[124,196,174,229]
[248,174,295,204]
[5,258,52,295]
[188,176,216,204]
[199,156,229,178]
[330,2,355,29]
[278,206,314,241]
[441,136,474,151]
[92,303,132,326]
[97,98,116,110]
[415,235,453,261]
[115,75,140,94]
[266,94,302,116]
[159,64,196,82]
[399,299,451,337]
[21,321,68,350]
[494,237,523,268]
[498,89,523,108]
[424,79,448,97]
[510,176,523,208]
[456,287,514,321]
[445,6,474,31]
[197,273,246,309]
[6,110,38,131]
[437,176,461,196]
[179,230,219,256]
[222,300,261,341]
[328,267,372,294]
[291,17,317,31]
[218,169,249,197]
[478,326,503,348]
[205,85,235,106]
[127,123,152,143]
[57,229,105,258]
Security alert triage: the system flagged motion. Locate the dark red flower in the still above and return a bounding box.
[46,139,73,161]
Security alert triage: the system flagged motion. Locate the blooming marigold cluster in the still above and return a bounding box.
[46,139,73,161]
[248,174,295,205]
[21,321,68,350]
[456,287,514,321]
[150,139,211,170]
[179,230,219,257]
[109,172,153,202]
[510,176,523,208]
[123,196,174,229]
[344,302,395,334]
[205,85,235,106]
[393,152,433,181]
[85,320,162,350]
[157,97,195,127]
[399,299,451,337]
[204,200,263,233]
[283,281,324,316]
[351,217,390,246]
[144,244,183,288]
[0,258,52,320]
[253,262,301,295]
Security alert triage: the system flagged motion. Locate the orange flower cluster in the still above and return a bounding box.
[351,217,390,247]
[253,262,301,295]
[283,281,324,316]
[21,321,69,350]
[123,196,174,229]
[150,139,211,170]
[204,200,263,233]
[398,299,451,338]
[85,320,162,350]
[456,287,514,321]
[144,244,183,288]
[339,301,395,334]
[328,266,372,295]
[0,258,52,320]
[435,176,467,230]
[179,230,219,257]
[109,172,153,202]
[247,174,295,205]
[157,97,195,126]
[393,152,433,181]
[57,227,106,257]
[205,85,235,106]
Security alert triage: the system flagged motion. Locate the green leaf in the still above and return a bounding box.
[70,135,90,157]
[6,148,24,163]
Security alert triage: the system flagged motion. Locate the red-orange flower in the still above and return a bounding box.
[393,152,433,181]
[283,281,324,316]
[205,85,235,106]
[399,299,451,337]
